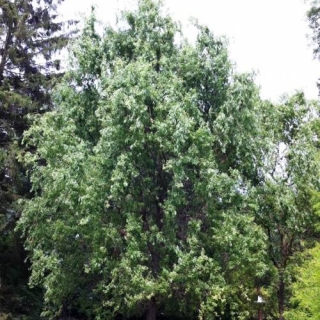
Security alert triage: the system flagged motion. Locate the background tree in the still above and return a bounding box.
[253,93,320,320]
[19,1,269,319]
[284,243,320,320]
[281,3,320,319]
[307,0,320,59]
[0,0,76,316]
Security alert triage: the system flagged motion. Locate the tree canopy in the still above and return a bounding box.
[15,1,320,320]
[19,1,271,319]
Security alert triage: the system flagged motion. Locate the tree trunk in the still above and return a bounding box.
[145,298,157,320]
[278,271,285,320]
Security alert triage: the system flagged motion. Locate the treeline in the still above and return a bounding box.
[1,1,320,320]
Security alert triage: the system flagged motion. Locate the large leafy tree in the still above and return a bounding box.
[19,1,268,319]
[0,0,76,315]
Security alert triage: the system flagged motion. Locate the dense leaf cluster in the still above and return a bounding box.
[20,2,268,319]
[11,1,320,319]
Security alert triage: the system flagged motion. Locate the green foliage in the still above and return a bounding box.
[285,244,320,320]
[15,1,320,319]
[0,0,77,316]
[19,1,269,319]
[307,0,320,59]
[0,0,77,187]
[253,92,320,319]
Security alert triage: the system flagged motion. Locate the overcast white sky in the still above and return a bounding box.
[60,0,320,102]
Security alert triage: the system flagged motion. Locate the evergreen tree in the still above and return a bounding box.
[0,0,76,315]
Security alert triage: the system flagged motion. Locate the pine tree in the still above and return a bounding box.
[0,0,76,315]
